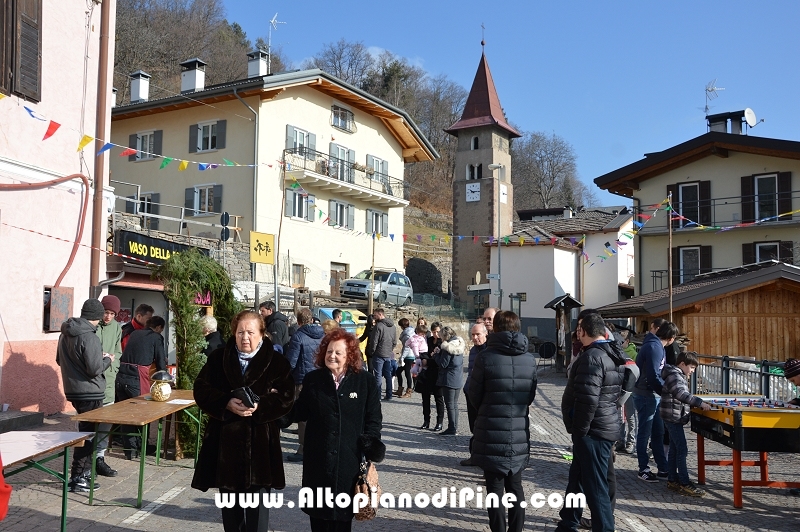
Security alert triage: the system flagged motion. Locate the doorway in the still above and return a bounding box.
[330,262,348,296]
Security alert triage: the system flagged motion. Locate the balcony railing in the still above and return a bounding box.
[635,191,800,234]
[283,147,408,205]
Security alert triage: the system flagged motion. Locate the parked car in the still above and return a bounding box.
[340,269,414,306]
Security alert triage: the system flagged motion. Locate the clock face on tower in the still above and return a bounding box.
[466,182,481,202]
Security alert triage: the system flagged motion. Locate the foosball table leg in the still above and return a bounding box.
[733,449,743,509]
[759,451,768,482]
[697,434,706,485]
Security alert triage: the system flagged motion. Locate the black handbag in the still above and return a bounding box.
[231,386,260,408]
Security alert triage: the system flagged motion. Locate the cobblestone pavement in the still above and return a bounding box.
[3,369,799,531]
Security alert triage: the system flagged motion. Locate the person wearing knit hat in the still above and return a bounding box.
[784,358,800,497]
[57,299,114,492]
[94,295,123,478]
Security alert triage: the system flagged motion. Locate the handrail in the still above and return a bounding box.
[283,147,407,199]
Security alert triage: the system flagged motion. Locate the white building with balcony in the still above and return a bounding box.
[109,55,437,293]
[595,111,799,295]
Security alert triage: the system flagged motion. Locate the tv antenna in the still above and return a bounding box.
[704,79,724,116]
[267,13,286,75]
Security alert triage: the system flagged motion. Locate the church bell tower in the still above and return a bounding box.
[447,49,521,312]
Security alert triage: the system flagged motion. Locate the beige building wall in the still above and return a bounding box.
[110,84,407,293]
[634,151,800,293]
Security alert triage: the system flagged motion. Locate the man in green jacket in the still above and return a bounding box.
[94,295,122,477]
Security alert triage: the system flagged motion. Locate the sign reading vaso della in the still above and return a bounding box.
[116,230,206,266]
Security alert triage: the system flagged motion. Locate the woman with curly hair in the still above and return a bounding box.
[293,328,385,532]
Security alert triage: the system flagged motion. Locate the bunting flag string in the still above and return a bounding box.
[1,221,158,266]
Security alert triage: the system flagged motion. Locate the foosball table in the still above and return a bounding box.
[690,394,800,507]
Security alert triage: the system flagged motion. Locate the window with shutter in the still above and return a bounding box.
[742,243,756,266]
[777,172,792,220]
[347,204,355,230]
[780,241,794,265]
[135,131,155,160]
[305,194,315,222]
[0,3,8,94]
[675,246,701,284]
[13,0,41,101]
[755,173,778,220]
[741,175,755,223]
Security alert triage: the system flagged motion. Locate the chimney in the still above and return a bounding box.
[563,206,573,219]
[111,87,117,108]
[247,49,268,78]
[706,110,747,135]
[129,70,151,103]
[180,58,206,93]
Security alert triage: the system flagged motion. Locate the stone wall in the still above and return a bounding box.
[112,213,251,281]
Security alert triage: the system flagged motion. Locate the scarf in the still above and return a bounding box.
[236,340,263,374]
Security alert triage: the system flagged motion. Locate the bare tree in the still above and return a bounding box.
[304,39,375,87]
[114,0,252,104]
[512,131,582,209]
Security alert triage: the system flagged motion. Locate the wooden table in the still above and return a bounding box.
[71,389,200,507]
[1,431,94,531]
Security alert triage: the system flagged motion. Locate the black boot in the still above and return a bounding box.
[432,423,443,431]
[419,420,430,429]
[95,457,117,477]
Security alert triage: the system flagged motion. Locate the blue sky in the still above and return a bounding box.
[223,1,800,206]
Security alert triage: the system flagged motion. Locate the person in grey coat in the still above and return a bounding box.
[56,298,113,492]
[434,327,465,435]
[468,311,537,532]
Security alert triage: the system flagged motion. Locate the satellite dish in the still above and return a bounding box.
[744,108,757,128]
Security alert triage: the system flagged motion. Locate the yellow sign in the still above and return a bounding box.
[249,231,275,265]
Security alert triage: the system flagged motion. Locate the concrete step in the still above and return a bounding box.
[0,410,45,433]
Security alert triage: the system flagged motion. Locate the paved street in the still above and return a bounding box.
[3,369,799,531]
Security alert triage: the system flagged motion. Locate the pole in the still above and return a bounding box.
[668,192,673,321]
[497,180,503,309]
[368,233,376,315]
[90,0,112,290]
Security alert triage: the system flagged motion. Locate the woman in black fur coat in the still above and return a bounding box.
[191,310,295,532]
[293,328,385,532]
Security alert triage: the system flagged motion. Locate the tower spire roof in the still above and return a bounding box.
[445,52,521,138]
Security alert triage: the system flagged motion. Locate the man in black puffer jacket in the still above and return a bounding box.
[468,311,537,532]
[556,313,623,532]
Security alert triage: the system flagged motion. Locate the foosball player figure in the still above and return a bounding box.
[659,351,712,497]
[783,358,800,497]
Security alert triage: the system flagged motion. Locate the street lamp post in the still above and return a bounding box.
[488,163,504,308]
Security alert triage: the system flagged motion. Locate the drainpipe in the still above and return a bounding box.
[92,271,126,299]
[233,88,259,282]
[90,0,112,291]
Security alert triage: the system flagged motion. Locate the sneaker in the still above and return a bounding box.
[287,452,303,463]
[657,471,669,480]
[679,482,705,497]
[69,476,100,493]
[667,481,681,492]
[624,444,635,454]
[638,471,659,482]
[95,457,118,477]
[440,428,457,436]
[579,517,592,529]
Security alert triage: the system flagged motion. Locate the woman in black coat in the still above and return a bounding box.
[293,328,384,532]
[417,322,445,430]
[434,326,466,435]
[467,311,537,532]
[192,310,295,532]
